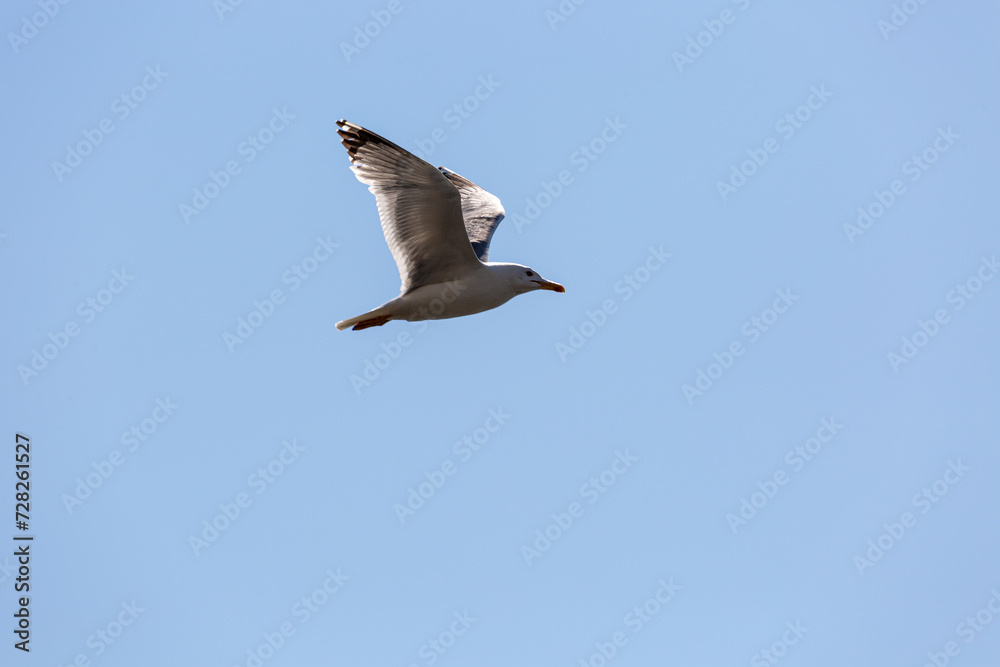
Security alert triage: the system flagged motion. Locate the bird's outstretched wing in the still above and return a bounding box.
[337,120,482,294]
[438,167,506,263]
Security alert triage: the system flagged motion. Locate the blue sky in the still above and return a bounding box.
[3,1,999,665]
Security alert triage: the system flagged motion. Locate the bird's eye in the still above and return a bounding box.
[526,271,534,277]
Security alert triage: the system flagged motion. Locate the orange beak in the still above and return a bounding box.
[533,280,565,293]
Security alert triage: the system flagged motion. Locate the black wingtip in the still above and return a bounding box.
[336,120,415,164]
[337,120,367,159]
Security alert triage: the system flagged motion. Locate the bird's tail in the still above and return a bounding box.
[335,305,395,331]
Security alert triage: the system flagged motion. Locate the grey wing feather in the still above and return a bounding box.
[336,120,481,294]
[438,167,505,262]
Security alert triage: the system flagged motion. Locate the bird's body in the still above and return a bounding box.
[337,262,548,330]
[334,120,564,331]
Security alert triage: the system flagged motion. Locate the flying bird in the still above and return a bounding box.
[335,119,564,331]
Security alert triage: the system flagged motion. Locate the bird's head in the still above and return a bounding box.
[496,263,565,295]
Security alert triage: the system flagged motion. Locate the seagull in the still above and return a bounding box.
[335,119,564,331]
